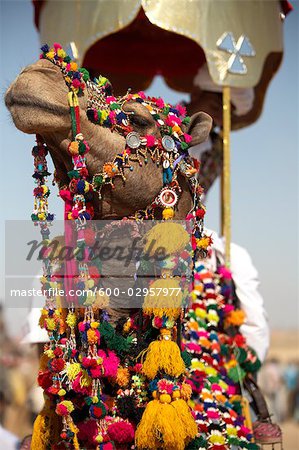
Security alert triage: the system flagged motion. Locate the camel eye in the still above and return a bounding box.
[129,115,150,128]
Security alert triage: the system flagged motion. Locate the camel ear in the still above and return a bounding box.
[187,111,212,146]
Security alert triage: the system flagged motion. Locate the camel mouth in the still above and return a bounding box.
[5,90,69,117]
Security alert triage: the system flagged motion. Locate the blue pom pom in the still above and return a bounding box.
[77,180,85,194]
[41,44,49,53]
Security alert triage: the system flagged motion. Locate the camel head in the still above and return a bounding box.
[5,47,212,219]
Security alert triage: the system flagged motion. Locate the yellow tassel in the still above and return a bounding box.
[142,330,185,379]
[144,222,189,256]
[68,418,80,450]
[31,413,47,450]
[135,399,187,450]
[31,397,61,449]
[171,399,197,442]
[143,278,182,320]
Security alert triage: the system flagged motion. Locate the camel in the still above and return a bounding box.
[5,58,212,220]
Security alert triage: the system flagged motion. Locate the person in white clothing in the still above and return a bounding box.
[207,229,270,363]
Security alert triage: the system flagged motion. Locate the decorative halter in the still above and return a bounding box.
[29,44,260,450]
[39,43,203,224]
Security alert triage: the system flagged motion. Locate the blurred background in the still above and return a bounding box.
[0,1,298,448]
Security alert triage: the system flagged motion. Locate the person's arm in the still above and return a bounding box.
[230,243,270,362]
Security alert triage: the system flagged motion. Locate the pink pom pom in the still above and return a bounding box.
[107,421,135,444]
[218,265,232,279]
[155,98,165,109]
[59,189,73,202]
[206,410,220,419]
[77,418,99,444]
[227,385,236,395]
[145,135,156,147]
[72,374,91,395]
[53,43,62,50]
[223,304,234,314]
[78,322,86,332]
[186,342,201,353]
[106,96,117,104]
[137,91,146,99]
[72,79,81,88]
[56,404,68,416]
[98,350,119,378]
[184,133,192,143]
[176,104,187,116]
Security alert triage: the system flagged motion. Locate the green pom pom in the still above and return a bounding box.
[163,107,170,115]
[64,56,71,63]
[79,67,90,81]
[228,365,246,383]
[99,321,131,356]
[228,436,241,446]
[236,347,247,364]
[220,343,229,356]
[180,142,189,151]
[182,116,191,125]
[93,175,103,186]
[186,436,207,449]
[243,358,261,373]
[78,141,87,155]
[247,443,260,450]
[67,170,80,179]
[31,214,38,221]
[231,399,242,415]
[181,350,192,368]
[110,103,121,111]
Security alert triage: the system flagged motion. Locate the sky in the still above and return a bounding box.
[0,1,298,334]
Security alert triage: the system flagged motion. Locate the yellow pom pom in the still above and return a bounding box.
[144,222,189,256]
[57,49,66,59]
[87,279,95,289]
[162,207,174,220]
[91,321,99,329]
[80,370,92,388]
[116,367,130,387]
[172,390,181,399]
[44,349,55,359]
[45,318,56,331]
[66,312,77,328]
[143,278,182,320]
[180,382,192,401]
[58,389,66,396]
[41,185,49,195]
[68,141,79,155]
[61,400,74,413]
[209,433,226,445]
[87,328,98,344]
[66,363,81,381]
[46,51,55,59]
[95,434,103,443]
[160,394,172,404]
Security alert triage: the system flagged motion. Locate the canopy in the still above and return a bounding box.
[33,0,291,127]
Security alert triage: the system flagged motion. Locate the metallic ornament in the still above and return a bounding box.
[159,188,178,208]
[217,32,255,76]
[162,135,175,152]
[126,132,141,149]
